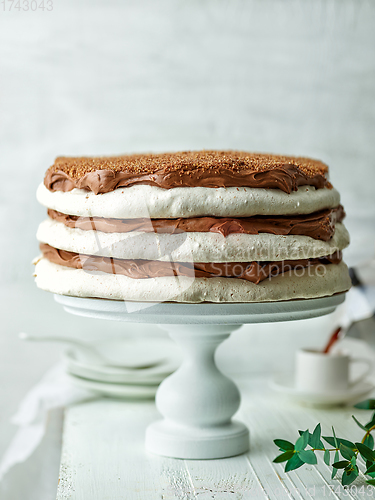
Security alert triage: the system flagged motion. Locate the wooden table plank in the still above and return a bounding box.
[184,455,265,499]
[239,378,374,500]
[57,400,189,500]
[56,376,375,499]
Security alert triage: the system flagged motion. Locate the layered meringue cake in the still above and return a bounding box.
[34,151,351,302]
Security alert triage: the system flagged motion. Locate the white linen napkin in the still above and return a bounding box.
[0,362,95,481]
[332,285,374,331]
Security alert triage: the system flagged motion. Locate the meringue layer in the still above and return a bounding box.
[36,183,341,219]
[36,218,350,263]
[34,258,351,303]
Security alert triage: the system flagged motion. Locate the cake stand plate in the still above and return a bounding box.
[55,293,345,459]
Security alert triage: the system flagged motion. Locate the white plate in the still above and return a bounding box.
[67,373,158,399]
[269,372,374,406]
[63,338,182,384]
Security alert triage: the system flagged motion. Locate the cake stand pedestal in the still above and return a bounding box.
[55,294,345,459]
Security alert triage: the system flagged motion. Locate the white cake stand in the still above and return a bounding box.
[54,293,345,460]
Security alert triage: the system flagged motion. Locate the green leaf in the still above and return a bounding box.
[365,460,375,478]
[323,435,356,450]
[356,442,375,462]
[332,451,339,479]
[366,464,375,474]
[340,439,356,449]
[323,436,335,446]
[273,451,294,463]
[364,433,375,450]
[295,430,309,452]
[332,427,338,449]
[355,399,375,410]
[365,411,375,428]
[285,453,304,472]
[311,424,323,449]
[332,460,350,469]
[352,415,368,431]
[342,466,358,486]
[273,439,294,452]
[340,443,355,460]
[298,429,324,450]
[324,449,330,466]
[367,479,375,485]
[366,418,375,430]
[299,450,317,465]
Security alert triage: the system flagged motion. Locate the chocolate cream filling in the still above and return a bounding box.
[40,244,342,285]
[47,205,345,241]
[44,165,330,195]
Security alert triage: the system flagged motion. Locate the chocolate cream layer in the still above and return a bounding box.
[47,206,345,242]
[45,165,329,195]
[40,243,342,285]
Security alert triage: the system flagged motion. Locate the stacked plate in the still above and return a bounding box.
[64,337,182,399]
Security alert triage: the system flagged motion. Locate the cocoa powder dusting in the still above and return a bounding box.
[47,150,328,180]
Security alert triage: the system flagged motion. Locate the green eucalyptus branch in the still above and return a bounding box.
[273,399,375,487]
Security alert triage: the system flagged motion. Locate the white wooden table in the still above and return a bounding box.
[56,374,375,500]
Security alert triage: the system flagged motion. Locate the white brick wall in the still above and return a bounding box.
[0,0,375,282]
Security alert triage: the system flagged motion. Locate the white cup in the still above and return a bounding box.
[295,348,372,394]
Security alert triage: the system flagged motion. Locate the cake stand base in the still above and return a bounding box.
[55,293,345,460]
[146,420,249,459]
[146,323,249,459]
